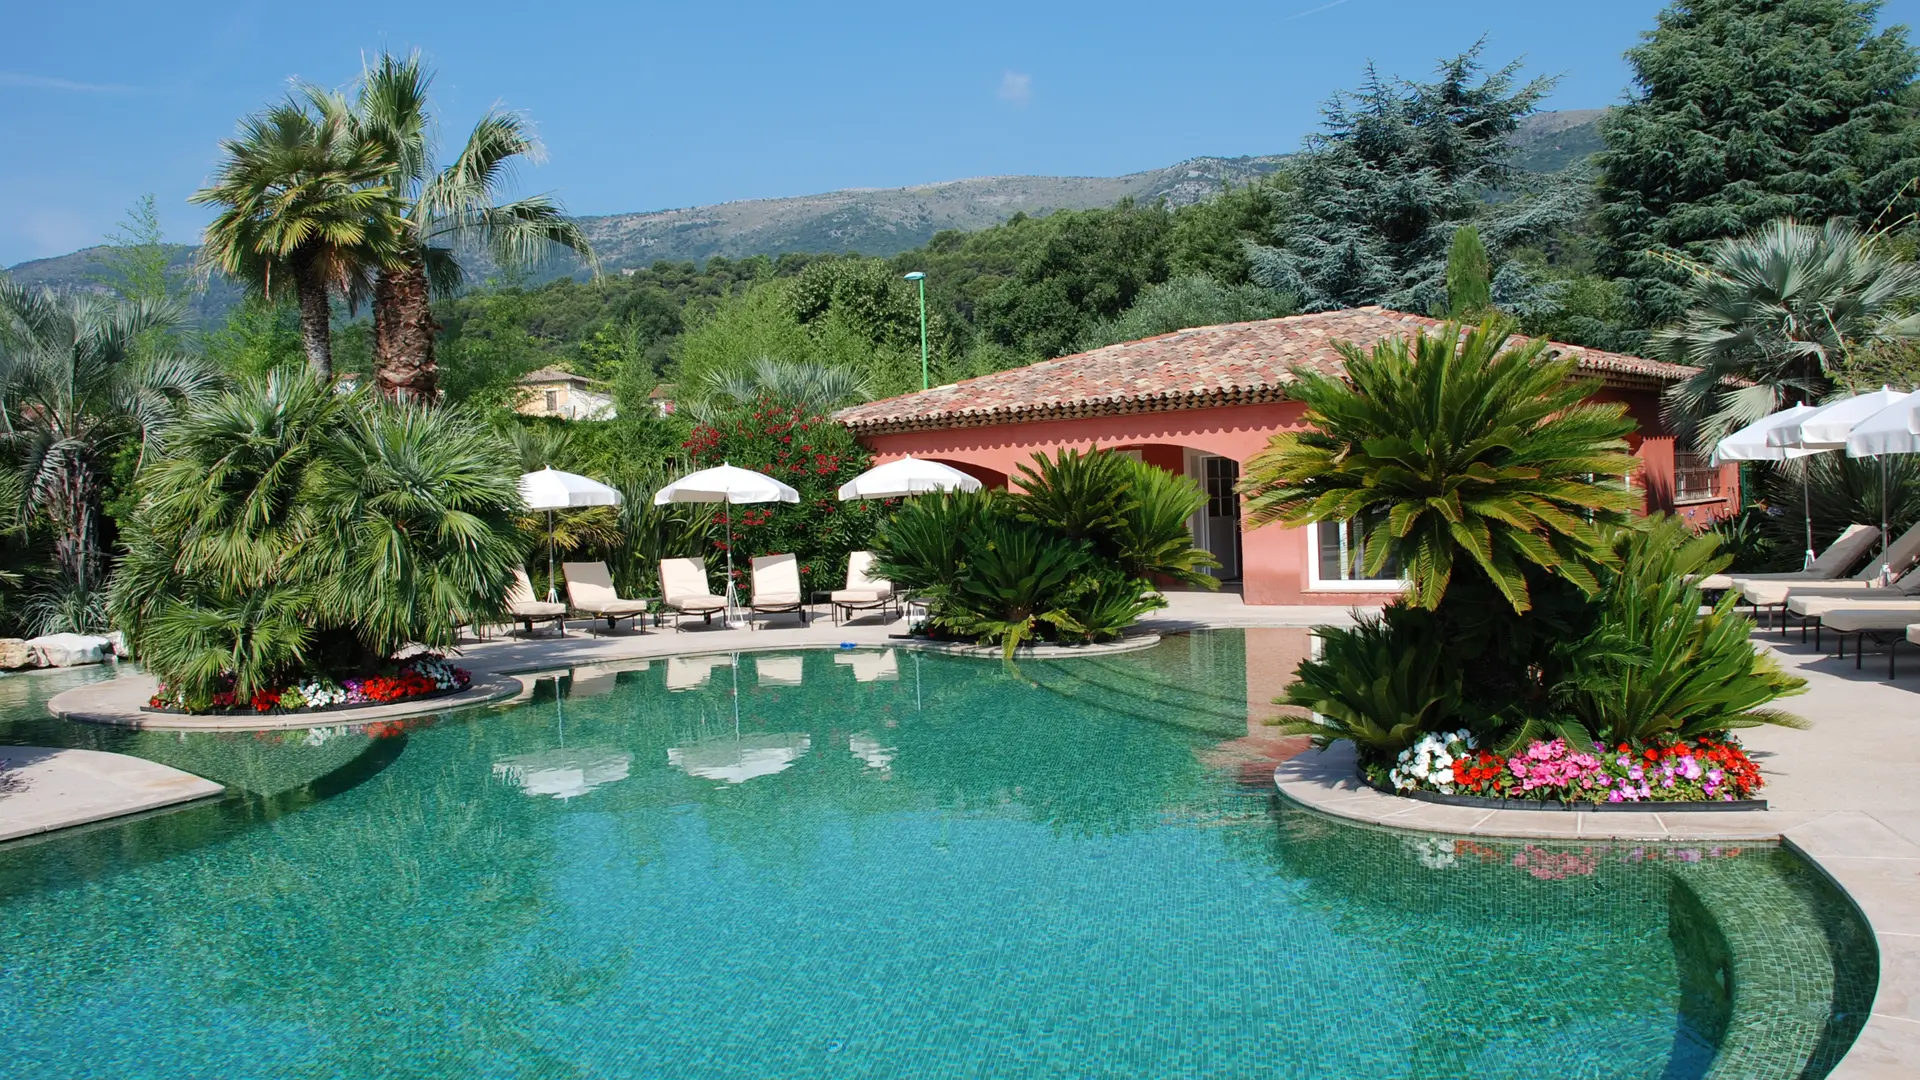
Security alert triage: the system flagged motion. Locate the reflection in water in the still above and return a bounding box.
[667,733,811,784]
[847,732,895,773]
[664,653,733,691]
[754,655,803,687]
[834,648,898,682]
[493,749,633,799]
[0,632,1876,1080]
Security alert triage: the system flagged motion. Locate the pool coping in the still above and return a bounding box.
[1274,743,1920,1079]
[0,746,223,843]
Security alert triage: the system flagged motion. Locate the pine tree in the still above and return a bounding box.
[1596,0,1920,327]
[1445,226,1492,318]
[1247,42,1585,314]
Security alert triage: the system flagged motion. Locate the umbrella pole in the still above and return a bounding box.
[547,510,558,602]
[725,499,739,626]
[1882,456,1892,584]
[1803,470,1816,570]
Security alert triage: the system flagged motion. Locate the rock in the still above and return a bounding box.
[105,630,130,658]
[24,633,111,668]
[0,639,29,670]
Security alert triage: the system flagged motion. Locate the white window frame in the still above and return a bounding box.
[1304,518,1409,593]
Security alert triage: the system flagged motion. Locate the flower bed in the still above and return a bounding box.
[1366,730,1767,811]
[143,656,471,716]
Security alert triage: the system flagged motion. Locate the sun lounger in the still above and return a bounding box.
[1752,551,1920,635]
[562,561,652,633]
[665,653,733,691]
[1812,601,1920,677]
[748,553,808,628]
[1698,523,1879,593]
[827,551,895,625]
[506,568,568,636]
[658,557,728,631]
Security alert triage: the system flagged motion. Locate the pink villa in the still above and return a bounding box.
[834,307,1739,606]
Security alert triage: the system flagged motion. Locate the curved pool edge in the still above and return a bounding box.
[1273,747,1920,1079]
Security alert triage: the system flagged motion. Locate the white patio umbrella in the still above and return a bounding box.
[519,467,623,601]
[1713,404,1827,568]
[1846,388,1920,457]
[837,456,983,500]
[1847,388,1920,582]
[653,464,800,623]
[1771,387,1909,579]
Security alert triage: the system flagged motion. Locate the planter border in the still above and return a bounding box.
[1360,772,1768,813]
[139,680,469,719]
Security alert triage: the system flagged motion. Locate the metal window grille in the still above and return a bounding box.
[1674,449,1719,500]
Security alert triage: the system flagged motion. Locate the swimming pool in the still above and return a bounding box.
[0,631,1875,1078]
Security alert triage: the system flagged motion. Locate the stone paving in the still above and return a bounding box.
[0,745,222,843]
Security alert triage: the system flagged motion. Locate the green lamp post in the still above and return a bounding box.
[904,270,928,390]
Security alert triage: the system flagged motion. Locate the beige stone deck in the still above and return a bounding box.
[0,746,222,843]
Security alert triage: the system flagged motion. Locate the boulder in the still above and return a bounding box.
[105,630,131,658]
[24,633,111,668]
[0,638,29,670]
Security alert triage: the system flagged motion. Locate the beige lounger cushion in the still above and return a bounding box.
[844,551,892,597]
[507,569,568,616]
[659,558,727,611]
[1819,603,1920,633]
[750,553,803,608]
[1713,524,1880,594]
[1790,593,1920,618]
[830,588,889,604]
[1910,625,1920,646]
[563,562,650,615]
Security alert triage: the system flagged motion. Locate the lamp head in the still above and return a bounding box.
[903,271,926,281]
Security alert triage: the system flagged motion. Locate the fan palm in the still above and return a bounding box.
[192,92,399,380]
[1655,219,1920,451]
[0,281,215,591]
[1239,319,1640,614]
[691,357,869,422]
[351,52,597,401]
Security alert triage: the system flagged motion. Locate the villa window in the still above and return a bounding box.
[1674,449,1718,500]
[1309,514,1404,591]
[544,389,558,414]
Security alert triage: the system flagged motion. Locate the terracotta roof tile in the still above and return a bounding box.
[835,307,1697,435]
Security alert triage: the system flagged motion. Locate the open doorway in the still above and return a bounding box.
[1184,450,1243,582]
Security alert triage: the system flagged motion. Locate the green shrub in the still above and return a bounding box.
[939,519,1092,658]
[1277,607,1462,760]
[111,369,526,699]
[1551,517,1808,746]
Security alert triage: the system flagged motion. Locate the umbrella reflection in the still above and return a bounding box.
[667,734,811,784]
[847,733,895,774]
[491,749,633,799]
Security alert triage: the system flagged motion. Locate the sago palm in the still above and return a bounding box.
[1239,319,1639,614]
[351,52,597,401]
[1655,218,1920,451]
[0,281,214,594]
[192,92,399,380]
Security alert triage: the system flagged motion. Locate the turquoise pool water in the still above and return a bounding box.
[0,632,1875,1079]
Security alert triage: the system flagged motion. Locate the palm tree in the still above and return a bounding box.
[1238,319,1640,614]
[192,93,398,380]
[1655,219,1920,451]
[690,357,869,422]
[0,281,216,601]
[351,52,597,402]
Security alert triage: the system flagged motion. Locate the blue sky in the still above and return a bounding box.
[5,0,1920,266]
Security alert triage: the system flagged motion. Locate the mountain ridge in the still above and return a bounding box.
[4,109,1605,320]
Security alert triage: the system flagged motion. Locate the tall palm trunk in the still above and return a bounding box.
[49,458,102,591]
[373,256,438,402]
[290,253,334,380]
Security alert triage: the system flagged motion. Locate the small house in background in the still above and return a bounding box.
[517,368,616,421]
[834,307,1739,606]
[649,384,676,417]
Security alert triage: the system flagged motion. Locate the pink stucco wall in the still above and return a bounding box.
[855,390,1737,606]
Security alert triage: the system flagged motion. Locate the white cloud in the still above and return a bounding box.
[997,71,1032,106]
[0,71,137,93]
[1283,0,1356,20]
